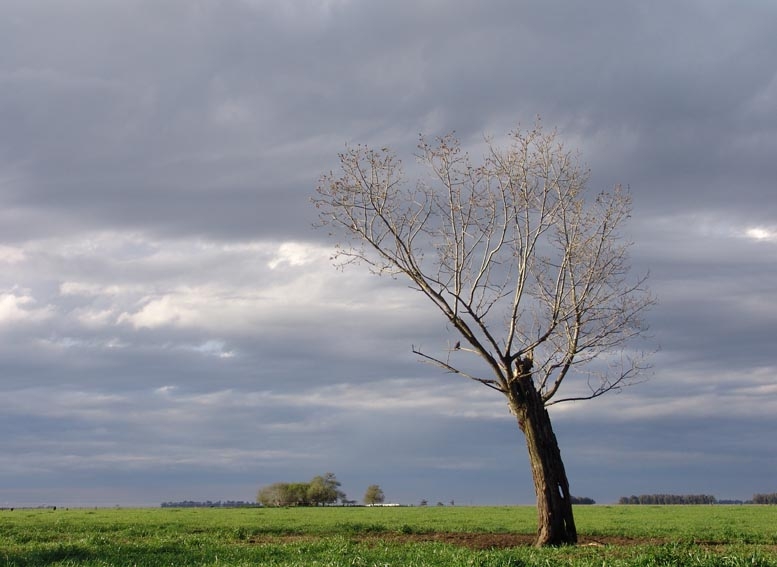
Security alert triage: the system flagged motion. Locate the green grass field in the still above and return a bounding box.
[2,505,777,566]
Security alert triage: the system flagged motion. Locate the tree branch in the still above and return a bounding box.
[412,345,505,392]
[314,126,653,412]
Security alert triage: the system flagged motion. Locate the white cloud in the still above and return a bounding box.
[60,281,130,297]
[154,385,177,396]
[744,226,777,242]
[185,340,236,359]
[554,364,777,424]
[0,245,25,263]
[645,213,776,243]
[84,236,410,335]
[115,285,272,332]
[0,291,52,325]
[118,293,200,329]
[267,241,328,269]
[6,231,424,359]
[226,378,508,421]
[73,308,116,328]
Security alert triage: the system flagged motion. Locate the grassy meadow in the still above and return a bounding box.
[1,505,777,566]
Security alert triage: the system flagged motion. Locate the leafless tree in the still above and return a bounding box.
[314,124,654,546]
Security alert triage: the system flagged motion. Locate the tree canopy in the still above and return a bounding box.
[363,484,385,505]
[315,125,653,406]
[257,473,344,507]
[314,124,653,545]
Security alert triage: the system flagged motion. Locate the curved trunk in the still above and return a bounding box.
[510,375,577,546]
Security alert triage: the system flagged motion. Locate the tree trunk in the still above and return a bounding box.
[510,375,577,546]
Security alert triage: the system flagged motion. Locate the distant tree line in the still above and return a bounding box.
[618,494,717,505]
[570,496,596,505]
[257,473,346,507]
[160,500,260,508]
[619,493,777,505]
[752,493,777,505]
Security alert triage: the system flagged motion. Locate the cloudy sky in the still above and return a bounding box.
[2,0,776,508]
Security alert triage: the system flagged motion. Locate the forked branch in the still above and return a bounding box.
[314,125,653,409]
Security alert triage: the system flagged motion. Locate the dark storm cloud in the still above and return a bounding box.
[2,0,776,506]
[4,0,773,240]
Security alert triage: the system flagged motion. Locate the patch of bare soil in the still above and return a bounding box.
[248,533,666,550]
[353,533,671,549]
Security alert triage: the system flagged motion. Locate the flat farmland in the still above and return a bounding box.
[2,505,777,566]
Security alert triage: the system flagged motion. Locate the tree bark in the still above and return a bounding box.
[510,375,577,546]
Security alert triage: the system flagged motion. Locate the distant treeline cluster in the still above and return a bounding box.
[570,496,595,505]
[620,493,777,505]
[752,493,777,505]
[619,494,717,505]
[160,501,260,508]
[257,473,346,507]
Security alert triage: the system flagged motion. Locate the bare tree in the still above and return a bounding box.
[314,124,653,546]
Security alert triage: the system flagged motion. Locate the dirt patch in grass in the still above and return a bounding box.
[248,532,666,550]
[354,533,671,549]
